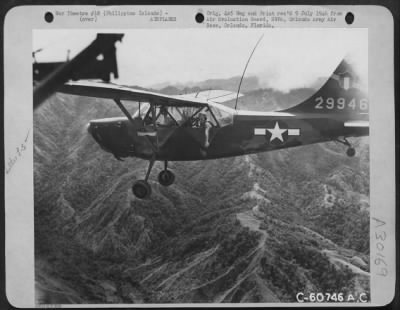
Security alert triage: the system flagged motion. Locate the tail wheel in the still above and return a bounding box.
[346,147,356,157]
[158,169,175,186]
[132,180,152,199]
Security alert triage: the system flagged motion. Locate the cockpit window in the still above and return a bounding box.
[209,105,234,126]
[169,107,184,123]
[133,104,182,127]
[133,102,151,119]
[133,103,234,128]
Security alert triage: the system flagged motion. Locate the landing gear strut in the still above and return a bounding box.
[335,137,356,157]
[132,159,176,199]
[158,161,175,186]
[132,157,154,199]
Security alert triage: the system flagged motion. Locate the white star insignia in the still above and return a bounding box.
[267,122,287,142]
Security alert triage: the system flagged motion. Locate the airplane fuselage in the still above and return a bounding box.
[87,111,368,162]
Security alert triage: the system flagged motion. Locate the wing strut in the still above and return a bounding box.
[150,104,159,150]
[113,98,159,153]
[113,99,134,123]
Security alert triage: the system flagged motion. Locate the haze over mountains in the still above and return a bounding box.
[150,76,261,94]
[150,75,326,98]
[34,76,370,304]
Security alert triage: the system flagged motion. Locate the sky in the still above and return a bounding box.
[33,28,368,91]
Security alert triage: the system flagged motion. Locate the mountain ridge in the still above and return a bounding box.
[34,84,370,303]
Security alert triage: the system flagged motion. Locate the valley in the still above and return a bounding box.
[34,82,370,304]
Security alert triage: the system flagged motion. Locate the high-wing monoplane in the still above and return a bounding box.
[57,59,369,199]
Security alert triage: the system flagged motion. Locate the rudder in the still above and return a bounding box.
[282,60,368,119]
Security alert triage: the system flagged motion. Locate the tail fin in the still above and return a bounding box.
[282,60,368,119]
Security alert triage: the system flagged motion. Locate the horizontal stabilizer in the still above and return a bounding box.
[344,121,369,127]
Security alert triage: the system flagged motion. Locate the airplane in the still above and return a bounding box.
[57,59,369,199]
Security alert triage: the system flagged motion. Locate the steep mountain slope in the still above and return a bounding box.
[34,86,369,304]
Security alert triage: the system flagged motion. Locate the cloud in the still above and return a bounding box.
[33,28,367,92]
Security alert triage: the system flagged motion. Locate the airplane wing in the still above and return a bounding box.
[58,80,209,107]
[175,90,243,104]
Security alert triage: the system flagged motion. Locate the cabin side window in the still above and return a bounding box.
[134,104,184,127]
[209,106,234,127]
[133,102,151,120]
[133,104,234,128]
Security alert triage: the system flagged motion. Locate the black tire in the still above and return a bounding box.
[132,180,152,199]
[346,147,356,157]
[158,170,175,186]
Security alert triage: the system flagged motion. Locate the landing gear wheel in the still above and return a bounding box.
[132,180,152,199]
[158,170,175,186]
[346,147,356,157]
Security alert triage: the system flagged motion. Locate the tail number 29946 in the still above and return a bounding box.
[314,97,369,110]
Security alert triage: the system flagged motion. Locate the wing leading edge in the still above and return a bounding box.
[58,80,208,107]
[58,81,242,107]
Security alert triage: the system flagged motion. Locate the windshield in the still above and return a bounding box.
[209,104,234,126]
